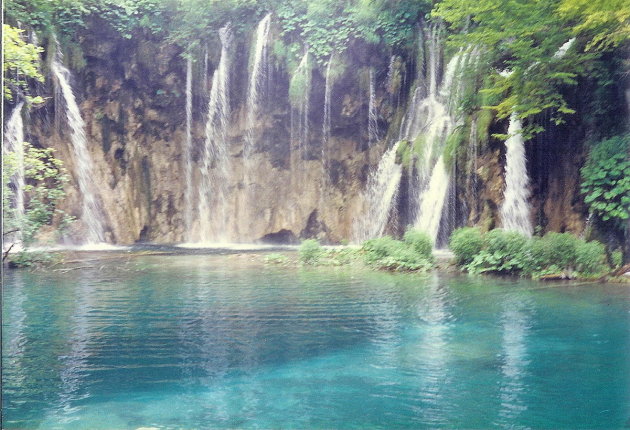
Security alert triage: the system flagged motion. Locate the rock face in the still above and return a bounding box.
[25,23,394,244]
[19,21,589,245]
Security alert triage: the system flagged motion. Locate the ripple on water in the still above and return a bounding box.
[2,254,630,429]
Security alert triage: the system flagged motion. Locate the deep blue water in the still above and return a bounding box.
[2,254,630,429]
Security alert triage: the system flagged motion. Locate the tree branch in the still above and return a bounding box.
[3,243,16,262]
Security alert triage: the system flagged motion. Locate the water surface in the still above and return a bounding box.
[2,254,629,428]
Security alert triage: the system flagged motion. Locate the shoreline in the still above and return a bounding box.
[5,246,628,284]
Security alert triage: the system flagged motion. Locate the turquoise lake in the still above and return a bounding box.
[2,253,630,429]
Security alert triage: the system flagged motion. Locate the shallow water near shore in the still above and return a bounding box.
[2,253,630,429]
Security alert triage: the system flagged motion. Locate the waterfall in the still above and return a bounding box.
[368,68,379,144]
[415,157,450,242]
[183,57,193,241]
[321,55,334,205]
[386,56,395,98]
[292,51,311,156]
[197,25,233,243]
[51,43,107,244]
[289,50,311,197]
[353,142,403,242]
[322,55,333,149]
[353,26,477,244]
[203,47,209,94]
[242,14,272,238]
[386,55,398,105]
[553,38,575,59]
[4,102,26,245]
[467,116,480,218]
[427,25,442,97]
[399,33,479,244]
[244,13,272,158]
[500,114,533,236]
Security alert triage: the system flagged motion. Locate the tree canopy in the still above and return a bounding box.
[3,24,44,103]
[433,0,629,135]
[4,0,629,135]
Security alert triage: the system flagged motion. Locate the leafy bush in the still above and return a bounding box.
[3,142,73,246]
[7,251,60,268]
[534,232,580,269]
[611,249,623,269]
[575,241,606,275]
[581,134,630,225]
[299,239,323,264]
[449,227,483,265]
[376,249,432,272]
[453,228,610,278]
[265,253,288,264]
[362,236,400,264]
[463,229,529,274]
[484,229,528,257]
[325,248,359,266]
[403,229,433,261]
[362,236,432,272]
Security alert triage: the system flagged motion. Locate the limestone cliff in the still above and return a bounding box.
[12,22,594,245]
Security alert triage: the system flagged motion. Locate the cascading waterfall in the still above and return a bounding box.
[322,55,333,149]
[292,51,311,156]
[500,114,533,236]
[203,47,209,94]
[415,157,451,243]
[386,55,398,106]
[4,102,26,245]
[197,25,233,243]
[320,54,334,205]
[553,38,575,59]
[242,14,272,237]
[427,25,442,97]
[244,13,272,158]
[495,39,576,238]
[353,142,403,242]
[399,37,478,244]
[289,50,311,202]
[51,43,107,244]
[183,57,193,240]
[353,25,477,245]
[368,68,379,144]
[466,116,480,217]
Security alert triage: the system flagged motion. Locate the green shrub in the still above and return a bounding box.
[611,249,623,269]
[449,227,483,265]
[581,134,630,225]
[362,236,432,272]
[520,237,545,275]
[265,253,288,265]
[7,251,59,268]
[299,239,323,264]
[485,229,528,256]
[373,245,431,271]
[575,241,607,275]
[464,229,529,274]
[536,232,580,269]
[452,227,610,279]
[362,236,400,264]
[325,248,359,265]
[403,228,433,261]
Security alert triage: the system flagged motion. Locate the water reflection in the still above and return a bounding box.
[51,273,96,423]
[2,257,629,429]
[415,273,453,425]
[496,292,533,428]
[3,271,28,397]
